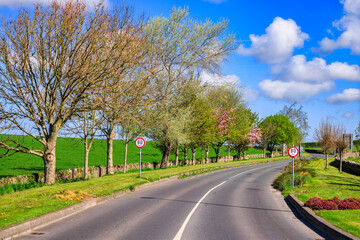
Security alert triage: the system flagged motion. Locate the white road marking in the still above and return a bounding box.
[173,164,274,240]
[173,181,226,240]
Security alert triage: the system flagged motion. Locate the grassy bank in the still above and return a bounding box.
[280,158,360,237]
[0,134,266,178]
[0,156,288,229]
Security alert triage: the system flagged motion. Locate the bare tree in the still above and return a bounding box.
[63,106,100,179]
[0,1,142,184]
[334,123,347,172]
[84,4,153,175]
[315,118,335,168]
[117,115,145,173]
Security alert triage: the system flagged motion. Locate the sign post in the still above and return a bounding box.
[135,138,146,178]
[288,146,299,188]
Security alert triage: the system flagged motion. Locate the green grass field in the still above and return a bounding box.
[0,134,266,178]
[282,158,360,237]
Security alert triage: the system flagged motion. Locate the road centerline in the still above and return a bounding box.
[173,180,226,240]
[173,164,273,240]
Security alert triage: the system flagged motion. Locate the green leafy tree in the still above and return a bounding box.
[260,114,299,157]
[229,108,259,159]
[187,95,215,164]
[279,103,310,154]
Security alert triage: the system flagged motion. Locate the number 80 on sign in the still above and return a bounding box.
[288,146,299,158]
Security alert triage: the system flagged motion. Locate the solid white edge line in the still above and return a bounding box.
[173,181,226,240]
[173,163,281,240]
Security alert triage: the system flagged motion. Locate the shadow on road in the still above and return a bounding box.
[140,196,292,213]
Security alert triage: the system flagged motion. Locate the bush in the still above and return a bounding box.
[305,197,360,210]
[273,159,315,190]
[338,198,360,210]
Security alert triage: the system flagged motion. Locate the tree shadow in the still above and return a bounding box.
[140,196,292,213]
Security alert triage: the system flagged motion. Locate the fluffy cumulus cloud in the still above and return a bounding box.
[259,79,334,102]
[0,0,110,8]
[271,55,360,82]
[200,71,240,86]
[316,0,360,54]
[237,17,309,64]
[258,55,360,102]
[326,88,360,104]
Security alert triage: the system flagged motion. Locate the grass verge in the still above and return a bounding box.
[0,156,289,229]
[279,158,360,238]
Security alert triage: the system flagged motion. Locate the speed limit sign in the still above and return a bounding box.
[135,138,146,148]
[288,146,299,158]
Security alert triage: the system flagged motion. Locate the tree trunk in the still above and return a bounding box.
[263,147,266,158]
[205,147,209,163]
[325,153,329,168]
[192,148,196,165]
[84,144,89,179]
[123,141,128,173]
[184,145,188,162]
[106,135,114,174]
[160,143,171,169]
[43,131,58,185]
[339,152,343,173]
[175,145,179,166]
[215,147,221,162]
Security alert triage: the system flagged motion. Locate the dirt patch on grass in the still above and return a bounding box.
[52,190,95,201]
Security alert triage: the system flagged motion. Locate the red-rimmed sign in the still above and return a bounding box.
[135,138,146,148]
[288,146,299,158]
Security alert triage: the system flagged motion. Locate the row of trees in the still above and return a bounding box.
[0,1,308,185]
[0,1,240,184]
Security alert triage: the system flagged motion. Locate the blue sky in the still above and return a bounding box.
[1,0,359,141]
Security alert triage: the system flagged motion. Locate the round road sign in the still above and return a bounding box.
[288,146,299,158]
[135,138,146,148]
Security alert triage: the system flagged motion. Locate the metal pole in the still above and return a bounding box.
[292,144,294,188]
[292,157,294,188]
[139,148,141,178]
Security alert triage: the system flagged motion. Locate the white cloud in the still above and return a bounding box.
[237,17,309,64]
[241,87,259,102]
[258,55,360,102]
[272,55,360,83]
[0,0,110,8]
[342,0,360,16]
[259,79,334,102]
[343,112,353,118]
[326,88,360,104]
[200,71,240,87]
[316,0,360,55]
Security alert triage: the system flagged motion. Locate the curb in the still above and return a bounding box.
[285,194,360,240]
[0,176,179,240]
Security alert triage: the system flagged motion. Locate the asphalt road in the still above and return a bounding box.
[16,161,325,240]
